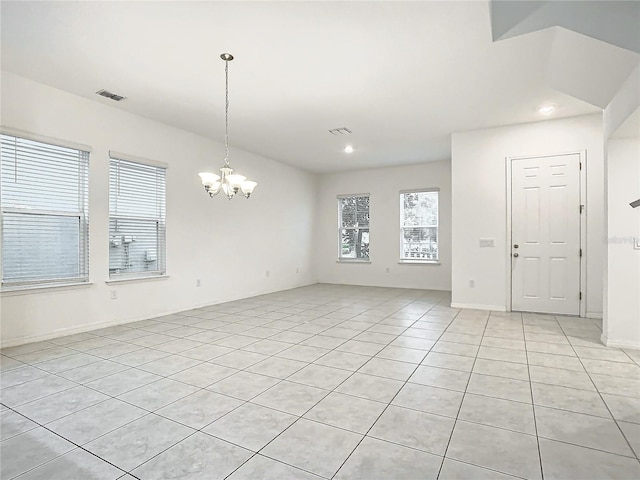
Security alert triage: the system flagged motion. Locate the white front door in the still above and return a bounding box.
[511,154,581,315]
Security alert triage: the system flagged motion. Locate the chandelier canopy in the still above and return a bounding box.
[198,53,257,200]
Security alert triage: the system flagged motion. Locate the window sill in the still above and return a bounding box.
[106,274,169,285]
[398,260,441,265]
[337,259,372,264]
[1,281,93,296]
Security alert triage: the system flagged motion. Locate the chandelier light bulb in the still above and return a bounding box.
[226,174,247,192]
[241,180,257,198]
[198,172,220,187]
[344,145,354,153]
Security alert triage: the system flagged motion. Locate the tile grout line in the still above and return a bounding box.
[6,294,351,478]
[559,320,640,461]
[434,309,491,479]
[224,292,450,479]
[222,293,443,480]
[1,402,131,480]
[109,290,446,479]
[525,312,545,480]
[328,300,457,480]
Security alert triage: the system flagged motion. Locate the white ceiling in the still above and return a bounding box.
[1,1,638,173]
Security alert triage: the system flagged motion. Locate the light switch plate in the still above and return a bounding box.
[479,238,495,248]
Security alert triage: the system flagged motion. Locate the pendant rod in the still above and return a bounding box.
[224,56,230,167]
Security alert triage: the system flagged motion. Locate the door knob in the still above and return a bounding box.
[513,244,519,248]
[513,253,519,257]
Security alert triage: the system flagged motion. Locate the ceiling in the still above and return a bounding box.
[1,1,638,173]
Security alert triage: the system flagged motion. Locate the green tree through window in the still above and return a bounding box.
[338,195,370,260]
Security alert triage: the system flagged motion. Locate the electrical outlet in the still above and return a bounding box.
[110,290,118,300]
[468,280,475,288]
[266,270,270,278]
[386,267,390,273]
[196,279,201,287]
[296,267,299,274]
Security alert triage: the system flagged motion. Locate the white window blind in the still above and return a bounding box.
[109,156,166,278]
[338,194,370,260]
[400,189,438,261]
[1,133,89,288]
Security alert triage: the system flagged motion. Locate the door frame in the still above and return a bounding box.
[505,151,587,317]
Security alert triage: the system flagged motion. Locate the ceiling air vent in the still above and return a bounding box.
[328,127,352,135]
[96,89,126,102]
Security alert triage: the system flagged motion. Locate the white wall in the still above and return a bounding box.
[603,65,640,139]
[603,137,640,348]
[602,73,640,349]
[0,72,317,347]
[451,114,604,315]
[315,161,451,290]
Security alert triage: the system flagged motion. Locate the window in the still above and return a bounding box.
[1,133,89,288]
[338,194,370,261]
[109,155,166,278]
[400,189,438,261]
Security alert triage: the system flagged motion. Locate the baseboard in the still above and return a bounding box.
[600,333,640,350]
[450,302,507,312]
[586,311,603,320]
[0,317,145,348]
[1,279,319,348]
[319,281,452,292]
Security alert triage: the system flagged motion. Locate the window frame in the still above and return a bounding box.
[0,131,90,291]
[399,188,439,264]
[337,193,371,263]
[108,153,167,280]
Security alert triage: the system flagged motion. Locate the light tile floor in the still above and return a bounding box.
[1,284,639,479]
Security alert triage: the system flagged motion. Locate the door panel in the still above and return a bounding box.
[523,257,540,299]
[511,154,581,315]
[549,186,568,243]
[524,187,540,242]
[549,257,567,300]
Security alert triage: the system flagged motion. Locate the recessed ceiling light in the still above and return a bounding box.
[538,104,556,115]
[344,145,354,154]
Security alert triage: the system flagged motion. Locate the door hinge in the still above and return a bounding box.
[579,248,583,257]
[579,205,585,214]
[579,291,582,300]
[579,162,583,170]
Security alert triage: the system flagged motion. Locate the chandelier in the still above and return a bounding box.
[198,53,257,199]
